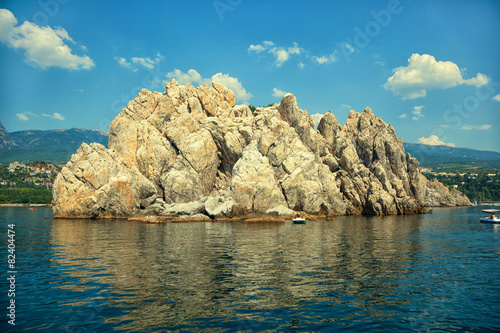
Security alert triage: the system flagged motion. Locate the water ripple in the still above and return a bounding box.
[1,206,499,332]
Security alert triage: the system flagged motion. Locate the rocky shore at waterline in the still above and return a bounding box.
[51,80,471,220]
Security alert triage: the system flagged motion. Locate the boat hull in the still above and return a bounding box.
[480,217,500,224]
[292,218,306,224]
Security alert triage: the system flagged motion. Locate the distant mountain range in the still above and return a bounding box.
[403,143,500,165]
[0,122,108,165]
[1,121,499,167]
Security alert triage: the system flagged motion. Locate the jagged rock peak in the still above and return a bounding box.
[52,81,471,219]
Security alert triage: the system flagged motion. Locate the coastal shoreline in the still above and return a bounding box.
[0,203,49,207]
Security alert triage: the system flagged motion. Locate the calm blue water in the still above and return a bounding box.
[1,206,499,332]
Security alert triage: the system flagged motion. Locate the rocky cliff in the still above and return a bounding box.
[0,121,15,150]
[52,80,471,219]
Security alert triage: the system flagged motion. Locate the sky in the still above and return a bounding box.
[0,0,499,152]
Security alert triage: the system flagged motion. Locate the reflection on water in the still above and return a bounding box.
[1,206,499,332]
[49,215,428,331]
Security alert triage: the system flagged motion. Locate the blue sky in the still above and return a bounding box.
[1,0,499,152]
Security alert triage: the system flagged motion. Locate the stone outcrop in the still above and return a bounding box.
[52,142,156,218]
[424,179,472,207]
[52,80,471,219]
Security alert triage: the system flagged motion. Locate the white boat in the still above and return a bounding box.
[480,209,500,224]
[292,213,306,224]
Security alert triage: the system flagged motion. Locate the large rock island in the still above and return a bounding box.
[52,80,470,219]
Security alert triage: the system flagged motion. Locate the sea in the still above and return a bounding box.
[0,206,499,332]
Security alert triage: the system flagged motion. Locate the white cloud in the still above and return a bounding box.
[132,53,164,69]
[42,112,65,120]
[312,51,337,65]
[270,47,290,67]
[373,54,384,66]
[411,105,425,120]
[418,135,455,147]
[115,57,135,71]
[211,73,253,102]
[460,125,474,130]
[115,53,164,72]
[166,69,252,102]
[247,40,302,67]
[272,88,287,98]
[0,9,94,70]
[312,56,328,64]
[478,124,492,130]
[399,114,407,118]
[493,94,500,102]
[460,124,492,130]
[287,42,301,55]
[248,44,265,53]
[463,73,489,87]
[16,111,64,121]
[314,56,328,64]
[344,43,355,53]
[166,69,211,86]
[16,113,29,121]
[384,53,488,100]
[249,40,346,67]
[0,9,16,40]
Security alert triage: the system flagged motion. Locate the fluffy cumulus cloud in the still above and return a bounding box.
[493,94,500,102]
[166,69,252,102]
[211,73,253,102]
[248,44,265,53]
[272,88,287,98]
[166,68,209,86]
[248,41,303,67]
[0,9,94,70]
[384,53,488,100]
[463,73,489,87]
[115,53,164,72]
[418,135,455,147]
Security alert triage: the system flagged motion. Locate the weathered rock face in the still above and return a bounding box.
[424,179,472,207]
[52,142,157,218]
[52,80,471,218]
